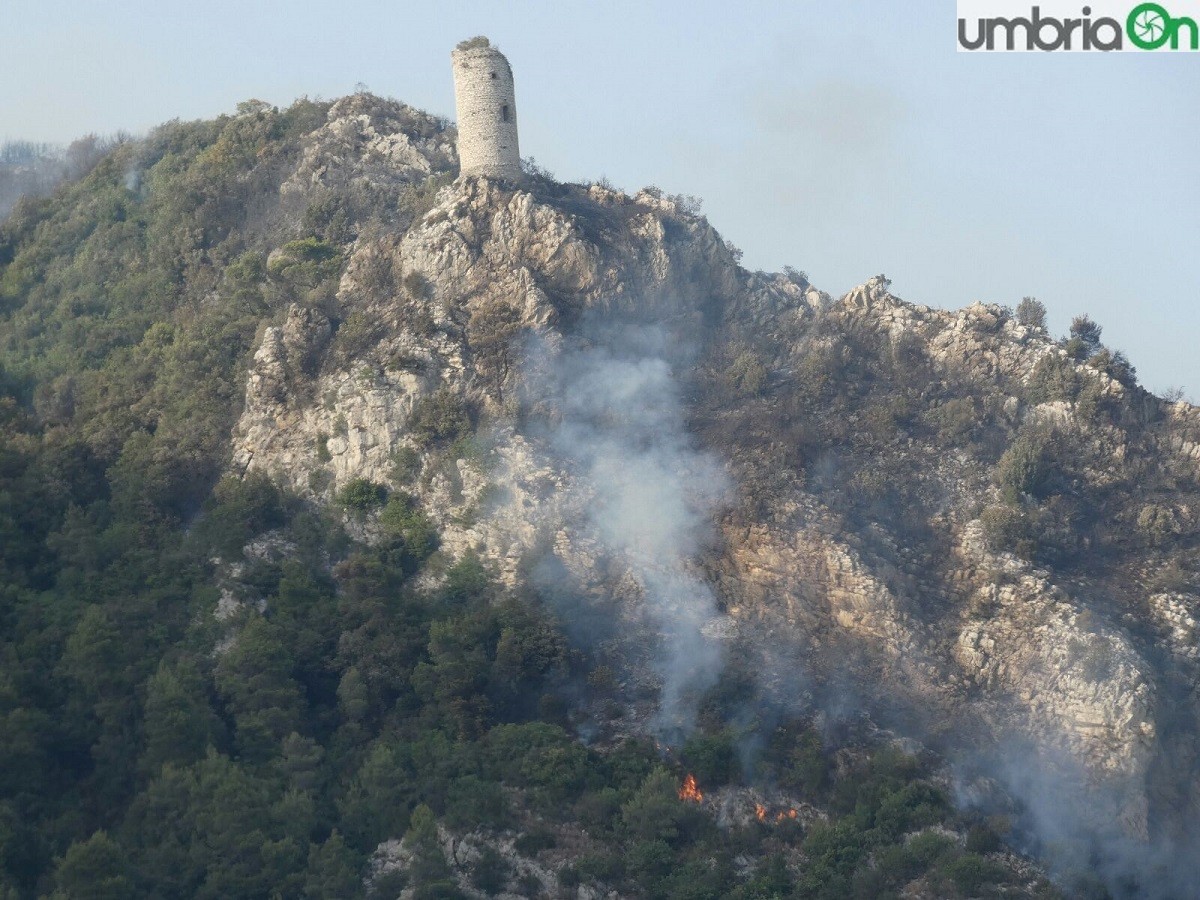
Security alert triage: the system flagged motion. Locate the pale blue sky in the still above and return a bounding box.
[3,1,1197,395]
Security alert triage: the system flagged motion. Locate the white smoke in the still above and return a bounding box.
[522,322,729,737]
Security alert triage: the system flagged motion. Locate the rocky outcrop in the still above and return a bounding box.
[1149,592,1200,665]
[281,93,456,202]
[367,823,613,900]
[227,104,1200,850]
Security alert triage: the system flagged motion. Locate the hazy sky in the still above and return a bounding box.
[3,1,1197,395]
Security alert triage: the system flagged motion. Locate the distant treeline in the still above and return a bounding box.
[0,134,129,220]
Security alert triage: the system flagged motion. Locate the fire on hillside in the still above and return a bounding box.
[678,773,703,803]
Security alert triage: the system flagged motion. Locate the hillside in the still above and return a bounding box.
[1,92,1198,900]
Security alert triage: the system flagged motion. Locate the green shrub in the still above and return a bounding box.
[409,390,472,446]
[337,478,387,510]
[980,503,1039,558]
[1074,378,1109,424]
[197,473,286,557]
[870,843,924,888]
[403,270,430,299]
[724,350,768,398]
[907,830,958,865]
[681,731,737,788]
[872,781,950,840]
[1063,336,1090,361]
[267,237,342,287]
[557,865,581,887]
[1016,296,1047,329]
[470,846,510,896]
[512,829,556,855]
[574,851,625,883]
[863,396,914,442]
[439,553,493,606]
[1069,315,1103,354]
[1148,558,1193,593]
[444,775,507,829]
[575,788,622,834]
[1026,354,1080,404]
[965,823,1002,854]
[334,311,382,360]
[798,821,872,897]
[996,427,1062,503]
[937,852,1009,895]
[1068,636,1114,682]
[627,839,674,883]
[926,397,978,443]
[52,830,132,900]
[485,723,591,808]
[620,768,691,845]
[778,728,830,798]
[380,493,438,558]
[390,446,422,483]
[1087,347,1137,388]
[506,873,537,896]
[370,869,408,897]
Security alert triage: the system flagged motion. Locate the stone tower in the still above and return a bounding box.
[451,37,521,180]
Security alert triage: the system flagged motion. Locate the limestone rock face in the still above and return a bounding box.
[232,178,766,583]
[281,94,456,201]
[229,108,1200,848]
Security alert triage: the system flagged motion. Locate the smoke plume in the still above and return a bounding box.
[522,321,729,738]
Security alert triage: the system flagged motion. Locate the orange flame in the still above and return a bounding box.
[755,803,767,821]
[775,808,798,822]
[678,774,703,803]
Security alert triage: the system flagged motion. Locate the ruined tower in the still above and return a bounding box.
[451,37,521,181]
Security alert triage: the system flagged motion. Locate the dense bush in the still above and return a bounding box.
[981,503,1040,558]
[996,426,1064,503]
[1016,296,1047,329]
[337,477,388,510]
[408,390,473,446]
[380,493,438,557]
[267,237,342,287]
[926,396,979,444]
[681,731,737,788]
[723,349,768,398]
[1026,354,1081,405]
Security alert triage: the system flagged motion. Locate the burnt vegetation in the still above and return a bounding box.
[697,295,1198,593]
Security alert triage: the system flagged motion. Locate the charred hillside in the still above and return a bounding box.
[0,91,1197,899]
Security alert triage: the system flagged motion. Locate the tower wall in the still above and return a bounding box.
[451,40,521,180]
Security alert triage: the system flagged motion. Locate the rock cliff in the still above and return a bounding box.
[229,95,1200,862]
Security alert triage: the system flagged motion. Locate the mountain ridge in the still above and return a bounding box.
[1,90,1197,899]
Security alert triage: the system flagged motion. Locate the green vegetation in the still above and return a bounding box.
[0,98,1076,899]
[467,299,522,401]
[997,426,1064,503]
[722,348,769,399]
[268,237,341,280]
[379,493,438,556]
[389,445,422,484]
[337,477,388,510]
[1016,296,1047,330]
[408,390,474,447]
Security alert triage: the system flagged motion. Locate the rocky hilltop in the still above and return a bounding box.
[226,94,1200,874]
[3,90,1198,899]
